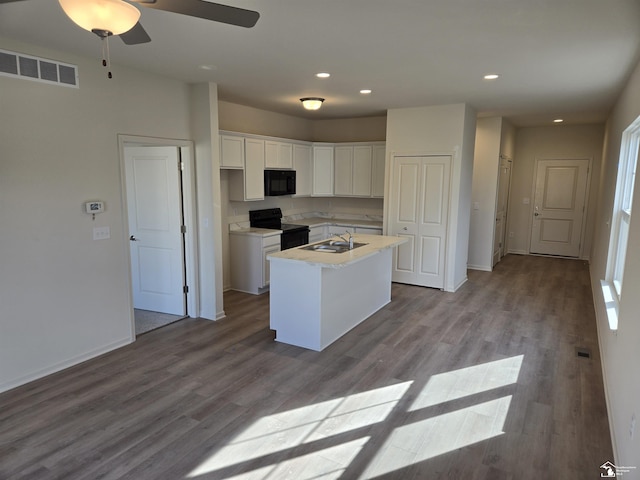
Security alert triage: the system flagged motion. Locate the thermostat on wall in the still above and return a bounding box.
[85,201,105,214]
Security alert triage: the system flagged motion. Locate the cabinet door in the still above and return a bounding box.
[264,141,279,169]
[293,144,312,196]
[244,138,265,200]
[265,141,293,169]
[353,145,373,196]
[371,145,386,198]
[312,146,334,196]
[334,146,353,196]
[220,135,244,169]
[278,143,293,169]
[262,243,281,287]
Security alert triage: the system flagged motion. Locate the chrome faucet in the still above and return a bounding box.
[332,230,354,249]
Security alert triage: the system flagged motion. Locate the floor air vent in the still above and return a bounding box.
[0,49,78,88]
[576,347,591,359]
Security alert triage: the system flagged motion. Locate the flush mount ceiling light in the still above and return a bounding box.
[553,118,564,123]
[360,89,372,94]
[58,0,141,37]
[484,74,500,80]
[316,72,330,78]
[300,97,324,110]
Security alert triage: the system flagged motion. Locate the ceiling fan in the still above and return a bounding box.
[0,0,260,44]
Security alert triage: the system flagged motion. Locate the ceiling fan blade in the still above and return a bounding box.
[119,22,151,45]
[132,0,259,28]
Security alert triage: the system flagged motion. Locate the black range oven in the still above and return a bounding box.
[249,208,309,250]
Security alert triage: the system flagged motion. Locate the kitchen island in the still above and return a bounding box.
[267,234,407,351]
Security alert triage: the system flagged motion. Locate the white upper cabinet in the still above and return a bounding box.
[265,141,293,169]
[221,130,385,200]
[371,144,386,198]
[220,135,245,169]
[293,144,312,197]
[334,146,353,196]
[229,137,265,201]
[353,145,373,196]
[333,144,375,197]
[312,145,334,196]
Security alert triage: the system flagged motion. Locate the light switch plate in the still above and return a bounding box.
[93,226,110,240]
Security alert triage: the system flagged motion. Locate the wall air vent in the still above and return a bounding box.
[0,49,79,88]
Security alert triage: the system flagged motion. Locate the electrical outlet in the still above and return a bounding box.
[631,413,636,439]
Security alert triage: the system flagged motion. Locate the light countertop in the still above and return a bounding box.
[229,228,282,237]
[267,234,407,268]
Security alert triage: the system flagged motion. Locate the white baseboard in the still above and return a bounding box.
[0,336,134,395]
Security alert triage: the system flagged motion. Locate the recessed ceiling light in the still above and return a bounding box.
[316,72,330,78]
[360,89,372,94]
[553,118,564,123]
[484,74,500,80]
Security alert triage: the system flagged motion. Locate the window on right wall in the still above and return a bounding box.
[602,115,639,330]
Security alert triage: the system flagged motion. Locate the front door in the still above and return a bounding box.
[389,155,451,289]
[529,158,590,257]
[125,146,185,315]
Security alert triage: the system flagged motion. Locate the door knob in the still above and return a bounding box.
[129,235,138,241]
[403,227,408,231]
[534,213,539,217]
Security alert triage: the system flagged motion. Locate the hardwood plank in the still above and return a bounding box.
[0,255,613,479]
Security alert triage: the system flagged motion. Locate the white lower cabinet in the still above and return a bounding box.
[309,225,327,243]
[355,226,383,235]
[325,223,383,237]
[230,231,281,295]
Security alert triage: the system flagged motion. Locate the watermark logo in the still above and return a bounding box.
[601,461,637,477]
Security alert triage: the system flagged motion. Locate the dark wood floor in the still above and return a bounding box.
[0,255,613,479]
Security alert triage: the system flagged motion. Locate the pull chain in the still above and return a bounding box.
[101,35,113,79]
[92,29,114,79]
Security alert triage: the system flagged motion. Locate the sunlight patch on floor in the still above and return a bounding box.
[186,355,524,479]
[186,382,412,478]
[409,355,523,410]
[360,395,512,478]
[223,437,370,480]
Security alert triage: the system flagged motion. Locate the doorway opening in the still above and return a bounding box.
[118,135,198,337]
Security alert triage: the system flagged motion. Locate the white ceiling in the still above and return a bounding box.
[2,0,640,126]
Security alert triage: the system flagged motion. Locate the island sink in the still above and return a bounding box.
[301,240,367,253]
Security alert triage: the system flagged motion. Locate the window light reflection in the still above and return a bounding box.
[187,382,412,478]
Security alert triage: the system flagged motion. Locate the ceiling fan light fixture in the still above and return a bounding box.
[58,0,141,36]
[300,97,324,110]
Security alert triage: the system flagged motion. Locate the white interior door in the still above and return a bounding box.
[389,155,450,288]
[529,158,590,257]
[125,146,185,315]
[493,157,512,266]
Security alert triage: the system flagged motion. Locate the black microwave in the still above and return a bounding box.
[264,169,296,196]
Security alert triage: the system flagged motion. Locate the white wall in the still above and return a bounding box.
[190,83,224,319]
[508,124,604,257]
[385,103,477,292]
[469,117,502,271]
[0,38,200,392]
[469,117,517,271]
[591,58,640,473]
